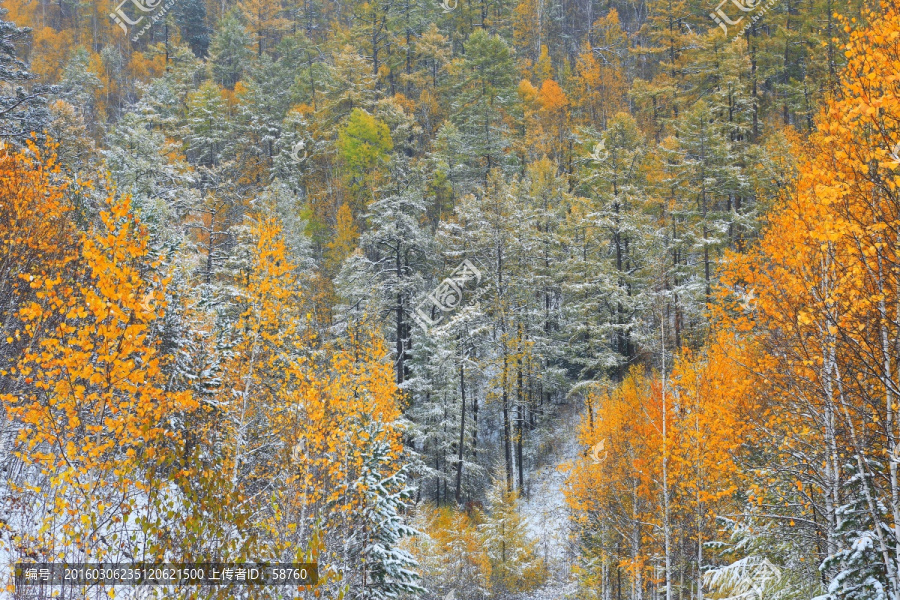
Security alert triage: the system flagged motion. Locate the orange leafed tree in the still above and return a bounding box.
[667,336,753,582]
[570,10,628,130]
[185,211,409,594]
[2,174,198,562]
[567,334,752,598]
[0,143,76,375]
[712,3,900,591]
[567,371,655,598]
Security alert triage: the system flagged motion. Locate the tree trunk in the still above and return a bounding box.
[516,354,524,494]
[455,361,466,504]
[502,350,513,492]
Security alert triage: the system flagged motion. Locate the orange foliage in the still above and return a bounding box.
[570,11,628,129]
[521,78,570,167]
[1,154,197,559]
[0,143,76,334]
[710,5,900,584]
[567,333,752,594]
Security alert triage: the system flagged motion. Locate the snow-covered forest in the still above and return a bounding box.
[2,0,900,597]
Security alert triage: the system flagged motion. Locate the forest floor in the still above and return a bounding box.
[515,401,582,600]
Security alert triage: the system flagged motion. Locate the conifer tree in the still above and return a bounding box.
[208,10,254,89]
[0,10,51,143]
[174,0,211,57]
[567,113,655,380]
[450,30,518,190]
[350,421,424,599]
[185,81,233,167]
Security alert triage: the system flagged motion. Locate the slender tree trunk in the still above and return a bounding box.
[617,561,622,600]
[502,350,513,492]
[632,478,642,600]
[661,304,672,600]
[307,51,317,111]
[372,10,379,81]
[396,296,404,385]
[516,357,524,494]
[472,390,479,461]
[455,361,466,504]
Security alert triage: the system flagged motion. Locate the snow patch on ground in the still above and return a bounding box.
[515,403,582,600]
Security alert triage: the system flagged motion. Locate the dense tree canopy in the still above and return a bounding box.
[0,0,894,598]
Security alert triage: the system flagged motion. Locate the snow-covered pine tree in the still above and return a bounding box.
[104,110,197,219]
[234,52,294,169]
[820,458,896,600]
[351,420,424,599]
[566,112,655,382]
[58,48,103,125]
[45,99,98,175]
[208,10,254,89]
[449,29,518,191]
[437,171,529,493]
[659,98,745,344]
[515,158,572,445]
[261,180,317,276]
[0,10,51,144]
[185,81,234,168]
[427,122,466,225]
[336,179,435,385]
[174,0,212,57]
[155,44,206,126]
[404,317,486,505]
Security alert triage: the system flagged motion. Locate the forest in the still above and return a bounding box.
[0,0,898,597]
